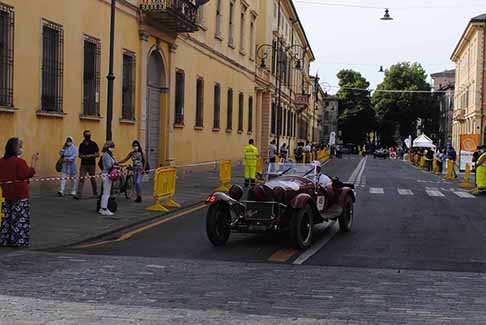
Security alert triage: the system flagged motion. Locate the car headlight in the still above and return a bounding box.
[229,184,243,200]
[272,186,285,203]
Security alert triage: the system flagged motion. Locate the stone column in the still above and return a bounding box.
[138,30,150,149]
[166,43,178,165]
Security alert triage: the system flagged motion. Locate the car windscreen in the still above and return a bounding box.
[266,163,315,177]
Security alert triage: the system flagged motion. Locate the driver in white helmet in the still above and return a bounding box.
[311,161,332,188]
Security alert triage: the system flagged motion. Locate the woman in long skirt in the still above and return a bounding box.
[0,138,38,248]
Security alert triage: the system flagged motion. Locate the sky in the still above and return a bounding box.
[293,0,486,93]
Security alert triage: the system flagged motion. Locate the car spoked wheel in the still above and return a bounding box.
[206,202,231,246]
[290,205,314,249]
[338,196,354,232]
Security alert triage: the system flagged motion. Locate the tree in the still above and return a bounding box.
[336,69,376,144]
[372,62,437,146]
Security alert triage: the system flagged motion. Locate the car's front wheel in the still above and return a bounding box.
[206,202,231,246]
[290,205,314,249]
[338,196,354,232]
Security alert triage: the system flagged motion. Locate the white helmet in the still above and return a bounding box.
[311,161,321,168]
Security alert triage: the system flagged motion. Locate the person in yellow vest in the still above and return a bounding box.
[244,139,259,187]
[476,146,486,191]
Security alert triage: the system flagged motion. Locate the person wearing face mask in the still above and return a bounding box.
[119,140,147,203]
[99,142,117,216]
[0,138,38,247]
[75,130,100,199]
[58,136,78,197]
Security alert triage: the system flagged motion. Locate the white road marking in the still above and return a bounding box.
[426,187,439,191]
[293,222,339,265]
[426,190,445,197]
[355,157,368,185]
[398,189,413,195]
[347,157,366,183]
[369,187,384,194]
[146,264,166,269]
[453,191,476,199]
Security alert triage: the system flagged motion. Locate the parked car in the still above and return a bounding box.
[205,163,356,249]
[373,148,389,159]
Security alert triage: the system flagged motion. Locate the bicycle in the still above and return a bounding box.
[111,166,136,200]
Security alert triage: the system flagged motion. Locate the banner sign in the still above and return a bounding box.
[460,134,480,152]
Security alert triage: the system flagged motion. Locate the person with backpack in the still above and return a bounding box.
[118,140,147,203]
[99,141,117,216]
[58,136,78,197]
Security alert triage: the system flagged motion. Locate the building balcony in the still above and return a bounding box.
[140,0,198,33]
[453,108,465,121]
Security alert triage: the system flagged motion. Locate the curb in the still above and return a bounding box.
[35,200,205,252]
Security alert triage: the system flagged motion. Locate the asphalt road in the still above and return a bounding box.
[62,155,486,273]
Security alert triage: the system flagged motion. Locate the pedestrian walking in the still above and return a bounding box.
[99,141,117,216]
[243,139,259,187]
[280,143,288,161]
[294,142,304,164]
[119,140,147,203]
[75,130,99,199]
[58,136,78,197]
[0,138,38,248]
[435,148,445,174]
[448,146,458,178]
[268,140,277,164]
[425,148,434,172]
[304,141,311,163]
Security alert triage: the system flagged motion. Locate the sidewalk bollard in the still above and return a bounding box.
[432,159,437,175]
[460,163,474,189]
[420,157,426,170]
[445,160,455,181]
[0,187,4,224]
[146,167,181,212]
[215,160,232,192]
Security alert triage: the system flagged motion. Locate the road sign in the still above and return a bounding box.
[390,152,397,160]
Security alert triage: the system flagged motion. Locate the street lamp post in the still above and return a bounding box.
[106,0,116,141]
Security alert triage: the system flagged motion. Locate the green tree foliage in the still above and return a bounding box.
[372,62,437,146]
[336,69,376,144]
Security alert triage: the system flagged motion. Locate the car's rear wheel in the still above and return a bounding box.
[290,205,314,249]
[206,202,231,246]
[338,196,354,232]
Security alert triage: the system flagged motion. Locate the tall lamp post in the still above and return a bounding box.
[106,0,116,141]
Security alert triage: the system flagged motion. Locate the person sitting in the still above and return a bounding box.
[311,161,332,188]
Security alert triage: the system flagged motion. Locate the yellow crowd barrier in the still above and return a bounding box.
[445,160,455,181]
[460,163,474,189]
[420,157,426,170]
[256,157,264,174]
[0,187,4,224]
[146,167,181,212]
[215,160,232,192]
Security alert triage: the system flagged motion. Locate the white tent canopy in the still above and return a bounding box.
[413,134,435,149]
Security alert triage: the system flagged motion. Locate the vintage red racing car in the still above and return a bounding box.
[205,163,356,249]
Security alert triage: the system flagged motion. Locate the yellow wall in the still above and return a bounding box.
[0,0,140,176]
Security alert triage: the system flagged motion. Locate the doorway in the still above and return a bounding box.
[146,51,166,169]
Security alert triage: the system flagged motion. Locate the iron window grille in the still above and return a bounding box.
[41,20,64,112]
[248,96,253,132]
[213,83,220,129]
[226,88,233,130]
[195,77,204,127]
[122,50,136,120]
[175,69,185,125]
[238,93,244,131]
[83,35,101,116]
[0,3,14,107]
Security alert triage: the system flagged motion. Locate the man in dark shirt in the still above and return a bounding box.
[75,130,99,199]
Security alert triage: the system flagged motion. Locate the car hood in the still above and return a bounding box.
[264,176,313,191]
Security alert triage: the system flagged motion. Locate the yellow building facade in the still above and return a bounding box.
[451,14,486,150]
[0,0,319,178]
[0,0,140,176]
